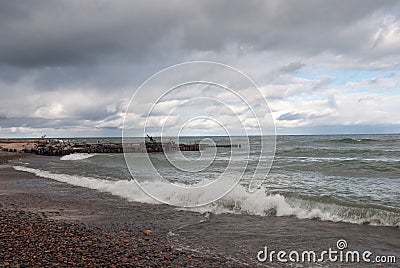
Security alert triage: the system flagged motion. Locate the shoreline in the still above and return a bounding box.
[0,163,239,267]
[0,161,399,267]
[0,151,32,165]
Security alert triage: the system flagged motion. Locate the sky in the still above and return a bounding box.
[0,0,399,138]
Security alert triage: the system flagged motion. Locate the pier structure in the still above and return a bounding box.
[32,140,124,156]
[1,136,240,156]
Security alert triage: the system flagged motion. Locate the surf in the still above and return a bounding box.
[60,153,95,161]
[13,165,400,227]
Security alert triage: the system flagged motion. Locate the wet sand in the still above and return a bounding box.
[0,151,31,164]
[0,159,399,267]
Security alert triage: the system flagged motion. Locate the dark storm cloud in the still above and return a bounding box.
[0,0,399,136]
[0,0,182,67]
[0,0,398,68]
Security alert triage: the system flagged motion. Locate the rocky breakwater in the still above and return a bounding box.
[32,140,123,156]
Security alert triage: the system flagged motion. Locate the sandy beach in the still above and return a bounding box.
[0,154,398,267]
[0,140,36,153]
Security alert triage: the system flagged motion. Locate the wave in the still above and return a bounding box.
[12,166,400,227]
[60,153,95,161]
[328,138,379,144]
[13,165,156,203]
[193,187,400,227]
[281,156,400,163]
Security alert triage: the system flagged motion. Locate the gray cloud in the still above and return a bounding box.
[278,113,304,121]
[0,1,180,67]
[0,0,398,68]
[280,62,305,73]
[311,76,335,91]
[0,0,399,137]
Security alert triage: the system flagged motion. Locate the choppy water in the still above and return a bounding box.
[13,134,400,227]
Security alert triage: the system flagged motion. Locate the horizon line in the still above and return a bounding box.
[1,132,399,139]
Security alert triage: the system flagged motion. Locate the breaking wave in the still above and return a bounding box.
[60,153,95,161]
[13,166,400,227]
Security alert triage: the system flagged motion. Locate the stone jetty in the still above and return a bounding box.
[0,137,240,156]
[32,140,123,156]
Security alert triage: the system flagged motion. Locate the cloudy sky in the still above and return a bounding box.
[0,0,399,138]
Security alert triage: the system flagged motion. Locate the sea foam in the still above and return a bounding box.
[12,166,400,227]
[60,153,95,161]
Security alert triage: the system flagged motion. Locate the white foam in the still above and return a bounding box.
[60,153,95,161]
[206,186,399,226]
[12,166,400,227]
[190,185,343,222]
[13,166,156,203]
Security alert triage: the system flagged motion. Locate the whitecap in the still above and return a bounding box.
[60,153,95,161]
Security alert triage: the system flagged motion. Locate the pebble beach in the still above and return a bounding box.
[1,152,399,267]
[0,153,239,267]
[0,209,238,267]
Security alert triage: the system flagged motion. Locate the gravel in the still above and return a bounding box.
[0,209,240,267]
